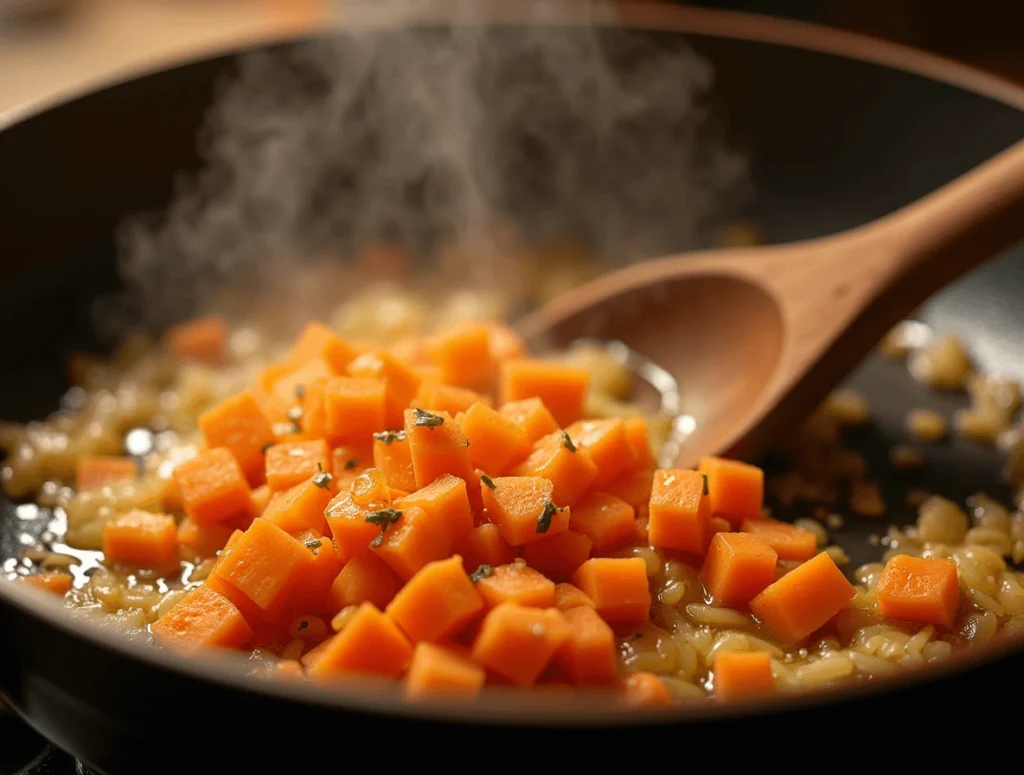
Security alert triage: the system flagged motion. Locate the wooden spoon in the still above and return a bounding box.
[517,137,1024,469]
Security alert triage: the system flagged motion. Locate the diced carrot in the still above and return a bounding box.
[249,484,272,517]
[483,322,526,362]
[481,476,569,546]
[603,469,654,519]
[554,583,595,611]
[620,672,673,707]
[414,381,488,418]
[324,491,385,563]
[875,555,961,628]
[699,456,764,526]
[151,584,253,655]
[288,529,342,617]
[262,479,332,537]
[404,408,475,492]
[306,602,413,680]
[370,505,451,582]
[173,448,252,525]
[288,321,362,374]
[457,402,530,473]
[569,492,636,554]
[102,510,178,569]
[571,557,651,625]
[647,469,710,556]
[510,431,598,508]
[330,552,403,612]
[350,468,392,508]
[372,431,417,493]
[347,349,422,429]
[295,377,329,441]
[475,562,556,608]
[471,602,570,687]
[622,417,657,469]
[177,517,234,559]
[713,650,774,701]
[405,642,486,700]
[453,523,517,573]
[389,487,410,500]
[701,532,778,605]
[413,364,445,383]
[749,552,856,644]
[331,443,373,479]
[160,476,183,513]
[395,474,473,544]
[264,439,331,494]
[565,419,637,487]
[258,357,333,422]
[75,455,137,492]
[500,360,589,427]
[323,377,387,445]
[198,390,277,486]
[387,555,484,643]
[427,322,496,390]
[557,605,617,685]
[523,530,593,582]
[210,518,316,615]
[164,316,229,365]
[740,518,817,562]
[23,572,73,596]
[388,336,430,366]
[498,397,559,447]
[300,634,334,669]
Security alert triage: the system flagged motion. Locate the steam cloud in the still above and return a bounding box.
[99,0,750,337]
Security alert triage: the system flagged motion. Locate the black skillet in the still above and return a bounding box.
[1,6,1024,772]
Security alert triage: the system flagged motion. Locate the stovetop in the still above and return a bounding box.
[1,713,97,775]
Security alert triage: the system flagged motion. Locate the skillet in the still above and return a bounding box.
[1,4,1024,771]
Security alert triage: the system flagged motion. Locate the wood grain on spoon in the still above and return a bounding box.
[518,137,1024,469]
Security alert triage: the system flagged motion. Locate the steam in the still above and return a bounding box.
[98,0,749,338]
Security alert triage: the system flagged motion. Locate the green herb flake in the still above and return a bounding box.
[536,499,563,534]
[702,473,709,497]
[561,430,577,453]
[365,508,403,547]
[345,458,359,470]
[480,474,497,490]
[469,564,495,583]
[412,408,444,428]
[373,430,406,445]
[260,441,274,455]
[294,384,306,400]
[304,538,322,556]
[313,463,333,490]
[297,620,309,631]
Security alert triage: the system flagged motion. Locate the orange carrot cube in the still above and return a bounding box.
[324,491,385,563]
[369,505,451,582]
[211,517,316,615]
[177,517,234,560]
[347,349,422,429]
[306,602,412,680]
[198,389,277,486]
[330,552,403,612]
[75,455,137,492]
[414,382,488,418]
[456,402,530,474]
[324,377,387,445]
[701,532,778,605]
[405,642,486,700]
[23,572,73,596]
[603,469,655,515]
[498,397,559,446]
[395,473,473,545]
[557,605,617,685]
[875,554,961,628]
[523,530,593,582]
[481,476,570,546]
[372,431,417,493]
[263,479,332,537]
[264,439,331,494]
[500,359,589,427]
[471,602,570,686]
[259,358,334,420]
[151,584,254,655]
[620,672,673,707]
[404,408,475,491]
[740,518,817,562]
[749,552,856,643]
[297,377,329,441]
[571,557,651,625]
[554,583,595,611]
[453,523,517,574]
[475,562,556,609]
[174,448,252,525]
[164,316,229,365]
[713,650,775,701]
[623,417,657,469]
[386,555,484,643]
[648,469,710,555]
[484,322,526,362]
[699,456,764,526]
[569,492,636,554]
[289,322,361,373]
[510,431,598,508]
[289,529,342,617]
[426,322,496,389]
[565,419,637,487]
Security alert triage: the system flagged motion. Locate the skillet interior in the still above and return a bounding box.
[1,16,1024,767]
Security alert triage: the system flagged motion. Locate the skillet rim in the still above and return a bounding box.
[2,0,1024,725]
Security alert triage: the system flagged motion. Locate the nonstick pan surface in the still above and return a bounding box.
[1,6,1024,772]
